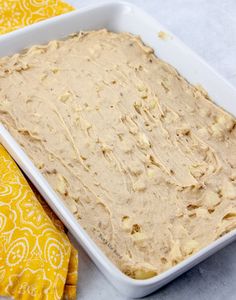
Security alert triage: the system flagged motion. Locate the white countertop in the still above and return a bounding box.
[65,1,236,299]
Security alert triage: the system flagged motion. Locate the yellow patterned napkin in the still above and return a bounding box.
[0,0,75,34]
[36,191,78,300]
[0,145,78,299]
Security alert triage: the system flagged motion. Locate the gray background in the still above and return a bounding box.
[2,1,236,300]
[66,1,236,299]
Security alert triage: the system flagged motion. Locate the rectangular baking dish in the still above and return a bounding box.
[0,1,236,298]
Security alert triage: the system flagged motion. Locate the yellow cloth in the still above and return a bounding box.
[0,145,77,299]
[0,0,75,34]
[36,191,78,300]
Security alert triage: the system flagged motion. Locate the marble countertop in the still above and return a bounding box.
[66,1,236,299]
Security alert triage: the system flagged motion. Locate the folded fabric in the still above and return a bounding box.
[0,144,77,299]
[35,190,78,300]
[0,0,75,34]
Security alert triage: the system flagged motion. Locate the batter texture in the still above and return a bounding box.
[0,30,236,279]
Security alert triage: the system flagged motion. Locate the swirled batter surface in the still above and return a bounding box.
[0,30,236,279]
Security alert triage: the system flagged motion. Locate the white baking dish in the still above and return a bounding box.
[0,1,236,298]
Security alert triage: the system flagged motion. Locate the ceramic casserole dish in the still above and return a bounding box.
[0,1,236,297]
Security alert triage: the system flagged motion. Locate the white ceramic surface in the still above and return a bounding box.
[0,1,236,299]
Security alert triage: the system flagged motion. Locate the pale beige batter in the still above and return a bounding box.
[0,30,236,279]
